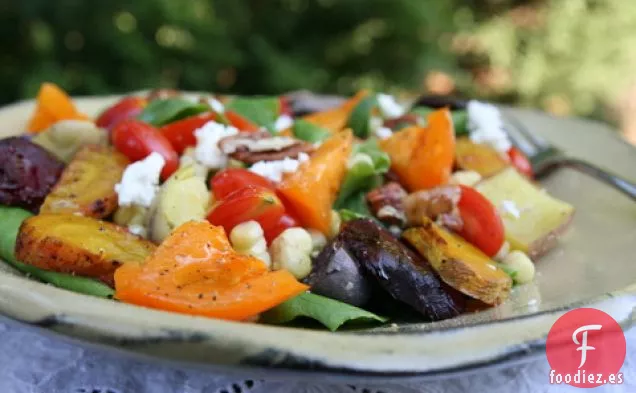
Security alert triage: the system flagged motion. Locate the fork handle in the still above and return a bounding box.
[535,158,636,202]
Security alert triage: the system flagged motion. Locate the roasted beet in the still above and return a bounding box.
[340,219,464,320]
[0,137,64,212]
[307,237,373,307]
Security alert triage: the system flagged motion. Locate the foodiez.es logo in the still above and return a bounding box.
[546,308,626,388]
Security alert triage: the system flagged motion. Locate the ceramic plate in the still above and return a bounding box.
[1,94,635,383]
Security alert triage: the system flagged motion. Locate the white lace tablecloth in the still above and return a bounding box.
[0,319,633,393]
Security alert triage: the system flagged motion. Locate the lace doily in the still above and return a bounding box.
[0,319,633,393]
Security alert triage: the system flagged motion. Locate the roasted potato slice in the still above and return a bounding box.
[476,167,575,258]
[40,145,129,218]
[15,214,156,286]
[455,137,509,178]
[403,219,512,305]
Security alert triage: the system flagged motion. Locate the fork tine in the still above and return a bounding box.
[499,112,540,157]
[502,110,550,148]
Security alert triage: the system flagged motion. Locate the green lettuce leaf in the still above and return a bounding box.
[411,106,468,136]
[261,292,387,331]
[225,96,280,131]
[292,119,331,143]
[334,138,389,208]
[346,95,377,138]
[138,98,209,126]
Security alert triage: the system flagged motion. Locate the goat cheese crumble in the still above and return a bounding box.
[207,97,225,114]
[274,114,294,132]
[249,152,309,183]
[500,199,522,219]
[377,93,405,119]
[374,126,393,140]
[467,100,512,153]
[115,152,165,207]
[194,121,239,169]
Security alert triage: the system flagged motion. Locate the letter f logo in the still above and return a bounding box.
[572,324,602,368]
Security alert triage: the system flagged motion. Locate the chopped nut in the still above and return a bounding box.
[147,89,181,101]
[218,131,314,164]
[366,182,408,227]
[403,185,463,231]
[383,113,422,130]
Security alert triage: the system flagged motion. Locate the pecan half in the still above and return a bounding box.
[366,182,408,227]
[403,185,463,231]
[383,113,423,131]
[218,131,314,164]
[147,89,181,101]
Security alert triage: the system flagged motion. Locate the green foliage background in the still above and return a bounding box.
[2,0,635,122]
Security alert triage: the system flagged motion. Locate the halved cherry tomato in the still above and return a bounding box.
[456,185,505,257]
[262,214,300,244]
[159,112,217,154]
[111,119,179,180]
[507,147,533,178]
[96,96,147,131]
[225,110,260,132]
[279,96,292,116]
[207,186,286,239]
[210,168,274,200]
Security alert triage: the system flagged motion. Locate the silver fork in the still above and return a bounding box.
[502,112,636,201]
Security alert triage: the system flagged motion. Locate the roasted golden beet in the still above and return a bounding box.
[15,214,156,286]
[403,218,512,305]
[40,145,129,218]
[454,137,509,178]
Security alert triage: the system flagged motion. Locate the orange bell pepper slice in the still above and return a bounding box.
[114,221,307,321]
[379,108,455,191]
[278,130,353,234]
[27,83,89,133]
[279,90,369,137]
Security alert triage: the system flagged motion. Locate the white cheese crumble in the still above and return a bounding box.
[274,114,294,131]
[500,200,521,219]
[194,121,239,169]
[377,93,406,119]
[115,152,165,208]
[374,126,393,140]
[207,97,225,113]
[467,100,512,153]
[249,152,309,183]
[220,137,297,154]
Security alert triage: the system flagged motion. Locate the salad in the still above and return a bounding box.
[0,83,574,330]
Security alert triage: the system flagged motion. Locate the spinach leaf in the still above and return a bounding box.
[292,119,331,143]
[261,292,387,331]
[411,106,468,136]
[225,96,280,131]
[339,209,372,222]
[138,98,209,126]
[0,206,114,298]
[346,95,377,138]
[335,189,375,217]
[334,138,389,208]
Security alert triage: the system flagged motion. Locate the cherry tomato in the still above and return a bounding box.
[507,147,533,178]
[456,185,505,257]
[159,112,217,154]
[207,186,286,239]
[279,97,292,117]
[96,96,147,130]
[225,110,260,132]
[210,168,274,200]
[263,214,299,243]
[111,119,179,180]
